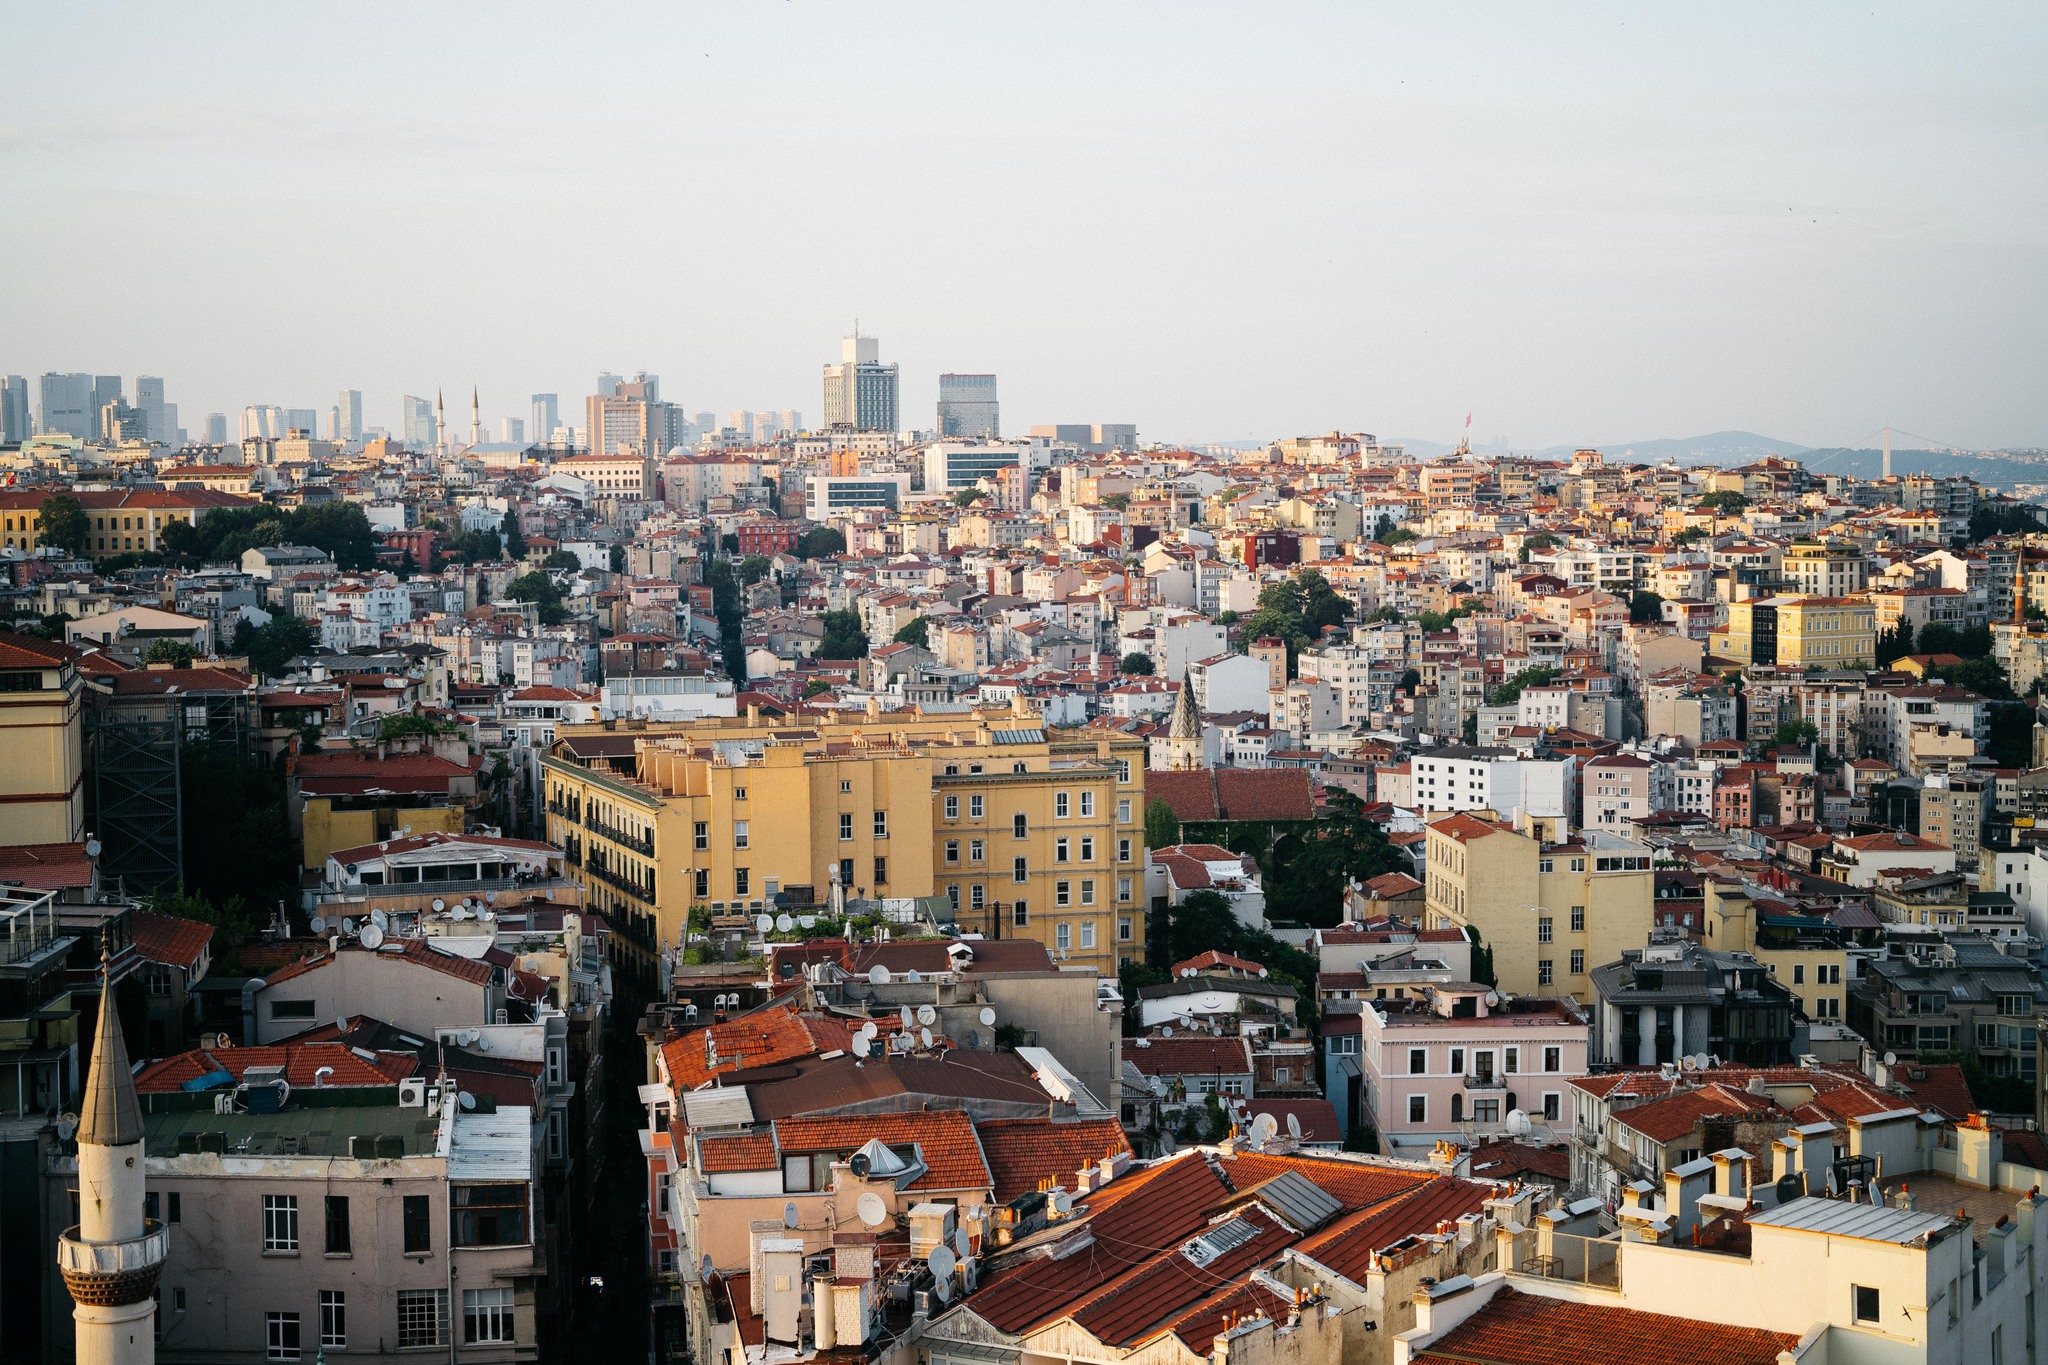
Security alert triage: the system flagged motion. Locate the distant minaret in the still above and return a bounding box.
[436,387,446,454]
[470,386,481,448]
[58,955,163,1365]
[1168,670,1205,772]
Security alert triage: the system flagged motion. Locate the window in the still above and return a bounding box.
[1056,880,1071,906]
[263,1195,298,1252]
[1014,856,1028,883]
[1853,1285,1880,1324]
[1119,917,1133,941]
[733,787,747,802]
[1013,901,1029,927]
[270,999,316,1021]
[1014,813,1028,838]
[840,780,852,793]
[403,1195,431,1253]
[1057,923,1071,951]
[970,884,984,909]
[1409,1048,1427,1075]
[1538,858,1553,874]
[1118,837,1132,863]
[1080,791,1095,817]
[1055,836,1070,863]
[454,1184,529,1247]
[873,810,889,838]
[945,796,960,819]
[1543,1093,1561,1121]
[1538,959,1553,986]
[1538,916,1553,943]
[1081,879,1096,905]
[397,1290,447,1348]
[1793,964,1805,985]
[694,868,709,898]
[1118,799,1131,823]
[945,840,960,864]
[1081,922,1096,949]
[1570,905,1585,932]
[546,1047,565,1087]
[873,856,888,885]
[1544,1046,1561,1072]
[1080,836,1095,862]
[969,838,984,862]
[694,821,708,851]
[734,867,750,896]
[839,813,854,841]
[266,1311,301,1360]
[319,1291,346,1349]
[1570,949,1585,974]
[970,795,984,818]
[172,1287,186,1312]
[734,821,749,849]
[1449,1048,1465,1074]
[1119,876,1133,902]
[1408,1095,1427,1123]
[1056,792,1070,818]
[465,1288,515,1344]
[324,1196,350,1254]
[1504,1047,1519,1074]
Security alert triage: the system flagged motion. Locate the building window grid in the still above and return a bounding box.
[262,1194,299,1252]
[266,1311,301,1361]
[319,1291,346,1349]
[397,1289,448,1348]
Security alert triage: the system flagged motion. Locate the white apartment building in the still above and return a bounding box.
[1408,745,1575,820]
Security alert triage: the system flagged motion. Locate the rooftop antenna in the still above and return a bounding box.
[1883,425,1891,481]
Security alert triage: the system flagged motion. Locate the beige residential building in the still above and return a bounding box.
[1422,811,1655,1000]
[0,631,86,844]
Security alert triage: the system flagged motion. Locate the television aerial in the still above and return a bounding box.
[341,918,356,935]
[432,899,445,912]
[905,968,922,985]
[953,1228,971,1259]
[370,909,389,931]
[458,1091,476,1111]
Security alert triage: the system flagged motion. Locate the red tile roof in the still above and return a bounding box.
[975,1117,1132,1203]
[1294,1177,1491,1283]
[0,842,96,891]
[136,1041,416,1092]
[0,631,81,669]
[660,1003,852,1090]
[1145,768,1316,823]
[1414,1284,1801,1365]
[698,1132,777,1174]
[772,1110,989,1191]
[104,666,254,695]
[264,937,493,988]
[1122,1036,1253,1078]
[129,911,214,970]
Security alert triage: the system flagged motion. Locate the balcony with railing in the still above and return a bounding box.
[0,888,68,969]
[1463,1073,1507,1091]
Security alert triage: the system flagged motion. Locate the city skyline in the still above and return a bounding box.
[0,3,2042,449]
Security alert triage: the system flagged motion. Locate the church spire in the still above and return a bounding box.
[1168,670,1204,771]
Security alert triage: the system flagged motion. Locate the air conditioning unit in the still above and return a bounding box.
[399,1079,427,1108]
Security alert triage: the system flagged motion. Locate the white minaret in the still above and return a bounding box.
[57,955,164,1365]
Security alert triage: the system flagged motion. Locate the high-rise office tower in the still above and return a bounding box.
[203,413,228,444]
[336,389,363,442]
[532,393,559,444]
[822,331,898,431]
[57,959,166,1365]
[284,407,318,436]
[241,405,285,440]
[779,408,802,435]
[99,400,146,443]
[135,376,172,444]
[726,409,755,440]
[500,417,526,444]
[937,373,999,438]
[587,372,684,457]
[38,373,94,438]
[596,371,624,398]
[402,394,437,449]
[92,375,122,420]
[1,376,28,443]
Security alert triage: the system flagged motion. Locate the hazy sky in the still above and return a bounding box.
[3,2,2044,450]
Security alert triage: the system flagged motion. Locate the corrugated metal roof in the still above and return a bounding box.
[991,728,1045,744]
[1748,1196,1951,1244]
[682,1087,756,1130]
[447,1104,534,1180]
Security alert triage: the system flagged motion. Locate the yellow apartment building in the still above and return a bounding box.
[1710,595,1876,668]
[0,487,258,557]
[541,704,1148,989]
[1423,811,1655,1000]
[1696,878,1851,1025]
[0,632,86,843]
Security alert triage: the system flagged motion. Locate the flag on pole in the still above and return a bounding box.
[1465,412,1472,429]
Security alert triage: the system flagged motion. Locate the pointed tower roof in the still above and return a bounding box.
[78,952,144,1148]
[1169,670,1201,741]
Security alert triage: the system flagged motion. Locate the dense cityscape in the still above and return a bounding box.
[4,350,2048,1365]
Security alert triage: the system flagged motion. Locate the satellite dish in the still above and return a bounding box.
[860,1021,879,1040]
[1285,1113,1303,1140]
[848,1151,872,1178]
[857,1192,888,1228]
[933,1278,950,1305]
[1507,1109,1532,1136]
[458,1091,476,1110]
[899,1006,914,1031]
[917,1005,937,1026]
[341,918,357,935]
[798,915,817,929]
[370,909,389,930]
[1883,1051,1898,1067]
[963,1261,976,1292]
[953,1228,970,1258]
[84,838,102,858]
[310,916,327,933]
[853,1035,871,1058]
[755,914,774,934]
[451,904,469,920]
[868,966,891,986]
[929,1245,957,1280]
[784,1201,800,1230]
[1249,1113,1279,1148]
[1161,1026,1173,1038]
[432,898,445,912]
[978,1007,996,1027]
[905,969,922,985]
[919,1027,933,1049]
[701,1253,715,1282]
[775,914,793,932]
[360,923,386,950]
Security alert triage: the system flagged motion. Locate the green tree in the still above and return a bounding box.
[145,638,196,667]
[542,549,582,571]
[1698,490,1749,515]
[738,554,772,585]
[1380,526,1417,546]
[378,713,457,742]
[802,678,831,698]
[1629,590,1665,624]
[801,526,847,559]
[1672,526,1708,547]
[818,609,869,659]
[1144,797,1181,852]
[1101,493,1130,511]
[239,614,316,678]
[951,488,985,508]
[1930,655,2015,700]
[1236,569,1349,675]
[1365,605,1403,624]
[37,494,90,555]
[1119,651,1155,675]
[1876,621,1914,667]
[506,571,567,625]
[291,502,377,569]
[1488,664,1558,707]
[893,616,930,649]
[500,508,527,560]
[1263,788,1408,928]
[1773,719,1819,751]
[609,543,626,574]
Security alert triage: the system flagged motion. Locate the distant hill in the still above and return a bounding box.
[1528,430,1812,463]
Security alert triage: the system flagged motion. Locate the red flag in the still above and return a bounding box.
[1465,413,1472,429]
